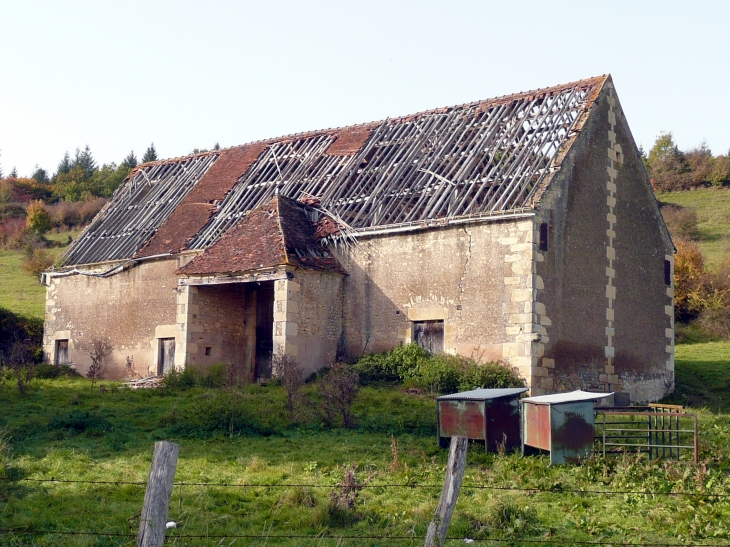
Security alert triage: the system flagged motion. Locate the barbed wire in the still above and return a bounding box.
[2,528,730,546]
[2,476,729,498]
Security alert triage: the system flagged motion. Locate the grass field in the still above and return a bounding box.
[0,230,78,319]
[662,340,730,412]
[656,187,730,269]
[2,372,730,546]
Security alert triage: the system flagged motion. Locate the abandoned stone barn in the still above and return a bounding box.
[42,75,675,401]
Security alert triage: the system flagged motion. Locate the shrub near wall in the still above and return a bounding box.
[353,343,525,394]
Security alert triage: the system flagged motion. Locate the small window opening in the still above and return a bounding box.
[205,347,212,356]
[55,339,69,366]
[664,260,672,286]
[539,223,549,252]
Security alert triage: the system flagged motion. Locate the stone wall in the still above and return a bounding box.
[535,82,674,402]
[182,283,251,375]
[43,255,194,379]
[273,271,344,377]
[333,219,541,386]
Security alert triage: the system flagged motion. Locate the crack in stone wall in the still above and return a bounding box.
[457,226,473,308]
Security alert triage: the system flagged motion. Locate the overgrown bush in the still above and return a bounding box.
[273,352,304,420]
[353,343,431,384]
[163,390,279,438]
[162,364,235,389]
[318,362,360,428]
[22,247,54,277]
[47,198,107,229]
[49,410,112,437]
[0,307,43,367]
[660,203,699,240]
[696,308,730,339]
[674,239,730,322]
[25,200,51,235]
[162,367,199,389]
[34,363,78,379]
[353,343,525,394]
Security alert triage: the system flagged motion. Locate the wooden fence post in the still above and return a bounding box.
[425,436,468,547]
[137,441,180,547]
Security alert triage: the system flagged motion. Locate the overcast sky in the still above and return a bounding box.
[1,0,728,177]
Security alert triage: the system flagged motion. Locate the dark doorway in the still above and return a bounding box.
[255,281,275,380]
[414,320,444,353]
[55,340,69,366]
[158,338,175,376]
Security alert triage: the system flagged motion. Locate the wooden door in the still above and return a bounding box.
[254,282,275,380]
[414,320,444,353]
[55,340,69,366]
[158,338,175,376]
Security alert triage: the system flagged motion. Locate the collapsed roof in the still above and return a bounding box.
[61,75,608,267]
[176,195,346,276]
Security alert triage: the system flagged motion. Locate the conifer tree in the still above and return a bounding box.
[31,166,49,184]
[9,167,17,178]
[56,151,72,176]
[142,143,158,163]
[121,151,138,169]
[73,145,97,178]
[213,142,220,150]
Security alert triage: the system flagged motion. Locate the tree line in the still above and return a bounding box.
[644,133,730,192]
[0,143,158,204]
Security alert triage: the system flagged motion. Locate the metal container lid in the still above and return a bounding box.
[437,387,529,401]
[522,390,613,405]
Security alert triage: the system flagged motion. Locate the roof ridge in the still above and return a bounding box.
[132,74,609,173]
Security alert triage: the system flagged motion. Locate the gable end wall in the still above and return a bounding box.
[535,81,674,402]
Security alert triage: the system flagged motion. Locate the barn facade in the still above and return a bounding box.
[42,75,675,401]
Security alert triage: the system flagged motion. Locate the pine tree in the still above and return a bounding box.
[9,166,17,178]
[142,143,157,163]
[213,142,220,150]
[31,166,50,184]
[56,151,72,176]
[121,151,138,169]
[73,145,97,178]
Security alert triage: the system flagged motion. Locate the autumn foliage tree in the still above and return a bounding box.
[674,238,730,323]
[25,200,51,235]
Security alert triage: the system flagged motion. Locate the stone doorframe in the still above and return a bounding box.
[175,267,298,370]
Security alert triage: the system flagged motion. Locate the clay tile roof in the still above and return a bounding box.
[176,195,346,276]
[61,75,609,267]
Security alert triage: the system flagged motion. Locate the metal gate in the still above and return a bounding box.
[595,404,698,463]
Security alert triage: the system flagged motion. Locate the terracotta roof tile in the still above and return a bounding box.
[177,195,346,276]
[137,144,267,257]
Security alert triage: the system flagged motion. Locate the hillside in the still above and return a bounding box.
[656,187,730,269]
[0,231,77,319]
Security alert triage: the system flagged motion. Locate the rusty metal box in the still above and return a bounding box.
[521,390,612,464]
[436,388,528,452]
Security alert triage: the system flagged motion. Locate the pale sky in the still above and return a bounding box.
[1,0,728,177]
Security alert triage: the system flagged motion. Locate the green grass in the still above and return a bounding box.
[656,187,730,269]
[661,340,730,412]
[0,230,78,319]
[3,377,730,546]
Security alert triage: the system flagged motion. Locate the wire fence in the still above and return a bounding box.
[3,528,730,546]
[2,475,729,498]
[3,472,730,545]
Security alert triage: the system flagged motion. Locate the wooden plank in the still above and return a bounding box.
[424,435,468,547]
[137,441,180,547]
